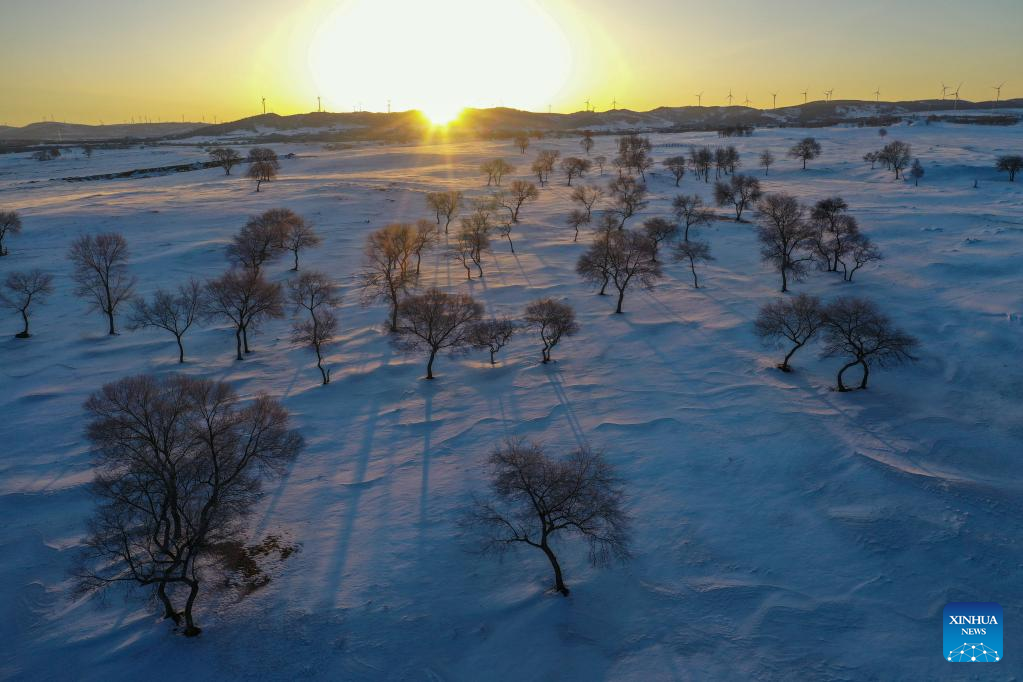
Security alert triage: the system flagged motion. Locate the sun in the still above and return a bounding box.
[308,0,571,116]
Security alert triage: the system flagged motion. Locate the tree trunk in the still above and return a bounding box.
[182,580,201,636]
[426,348,437,379]
[836,360,859,391]
[242,325,251,353]
[490,349,496,365]
[598,276,609,296]
[235,327,243,361]
[615,288,625,313]
[689,260,699,288]
[293,249,300,271]
[540,541,569,596]
[780,341,804,372]
[802,157,807,170]
[106,309,116,335]
[176,335,185,363]
[17,308,30,337]
[780,265,789,293]
[157,582,179,623]
[858,360,870,389]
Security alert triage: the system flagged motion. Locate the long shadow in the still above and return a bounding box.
[417,383,436,556]
[545,365,589,451]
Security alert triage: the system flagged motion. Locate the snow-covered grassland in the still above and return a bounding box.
[1,118,1021,680]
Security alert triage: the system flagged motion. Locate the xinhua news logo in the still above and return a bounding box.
[944,602,1002,662]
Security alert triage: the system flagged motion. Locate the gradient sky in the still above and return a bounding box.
[2,0,1021,126]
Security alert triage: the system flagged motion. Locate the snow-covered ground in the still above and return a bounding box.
[1,120,1021,680]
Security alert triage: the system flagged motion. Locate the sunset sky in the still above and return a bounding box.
[2,0,1021,126]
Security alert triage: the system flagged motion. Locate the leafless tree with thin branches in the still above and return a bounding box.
[209,148,242,175]
[68,232,137,335]
[756,193,814,292]
[359,223,418,331]
[821,297,919,391]
[1,269,53,337]
[753,293,824,371]
[128,280,203,362]
[492,180,539,223]
[570,184,604,221]
[288,270,341,384]
[672,239,714,289]
[524,298,579,363]
[204,269,284,360]
[425,191,463,234]
[394,288,482,379]
[0,210,22,256]
[469,318,517,365]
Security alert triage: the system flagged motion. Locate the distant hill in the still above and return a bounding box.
[2,99,1019,145]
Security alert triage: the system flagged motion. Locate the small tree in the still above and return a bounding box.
[714,174,763,221]
[68,232,137,335]
[0,210,22,256]
[425,190,463,234]
[560,157,592,186]
[689,146,713,182]
[580,132,595,155]
[671,194,714,242]
[908,159,924,186]
[602,230,661,313]
[204,269,284,360]
[466,442,630,596]
[662,156,687,186]
[642,217,678,261]
[570,185,604,221]
[672,240,713,288]
[531,150,560,186]
[524,298,578,362]
[481,158,514,186]
[788,137,821,170]
[453,206,492,278]
[566,210,589,242]
[281,217,321,270]
[493,180,539,223]
[594,155,607,175]
[79,374,302,636]
[288,271,341,384]
[514,133,530,154]
[809,197,857,273]
[360,223,417,332]
[607,175,648,228]
[246,148,279,191]
[821,297,918,391]
[226,209,295,273]
[878,141,912,179]
[395,288,482,379]
[753,293,824,371]
[879,128,888,138]
[756,193,814,292]
[863,151,879,169]
[411,219,439,275]
[576,221,617,296]
[759,149,775,176]
[128,280,203,362]
[842,233,883,282]
[469,318,517,365]
[1,269,53,338]
[996,154,1023,182]
[209,148,241,175]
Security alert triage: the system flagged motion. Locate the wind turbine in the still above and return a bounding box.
[261,96,266,115]
[953,82,962,110]
[824,88,834,102]
[744,94,752,107]
[695,92,703,107]
[941,82,949,100]
[611,96,617,110]
[992,82,1005,105]
[874,88,880,102]
[317,96,322,113]
[584,98,591,112]
[801,89,808,104]
[770,92,778,109]
[726,89,734,106]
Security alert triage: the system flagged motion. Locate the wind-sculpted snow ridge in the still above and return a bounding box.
[1,120,1022,680]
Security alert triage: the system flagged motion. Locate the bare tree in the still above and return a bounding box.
[689,146,713,182]
[878,141,911,179]
[493,180,539,223]
[909,158,924,186]
[580,131,595,155]
[68,232,137,335]
[662,156,687,186]
[209,148,241,175]
[594,155,607,175]
[128,280,203,362]
[532,150,560,186]
[604,230,662,313]
[395,288,482,379]
[809,197,857,273]
[560,157,592,186]
[360,223,417,331]
[566,209,589,242]
[642,217,678,261]
[452,204,492,278]
[1,269,53,337]
[753,293,824,371]
[425,191,463,234]
[466,442,630,596]
[576,221,616,296]
[671,194,714,241]
[672,239,714,288]
[756,193,814,292]
[863,151,879,169]
[714,174,763,221]
[288,270,341,384]
[78,374,302,636]
[570,184,604,221]
[469,318,517,365]
[481,159,514,186]
[281,217,321,271]
[411,219,439,276]
[607,175,648,228]
[996,154,1023,181]
[226,209,295,272]
[788,137,822,170]
[514,133,530,154]
[204,269,284,360]
[246,148,279,191]
[759,149,775,176]
[842,233,883,282]
[524,298,578,362]
[0,210,22,256]
[821,297,918,390]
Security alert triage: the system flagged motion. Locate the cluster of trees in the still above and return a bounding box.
[31,147,62,162]
[480,158,514,186]
[531,149,561,186]
[614,135,653,180]
[754,294,918,390]
[757,194,881,292]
